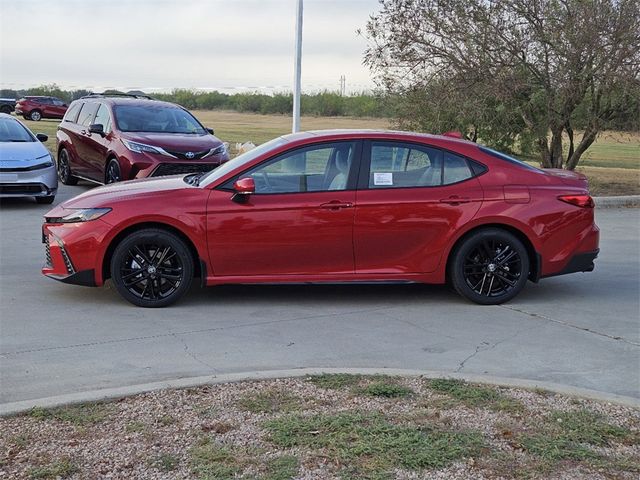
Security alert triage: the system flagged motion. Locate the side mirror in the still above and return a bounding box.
[206,127,214,135]
[88,123,105,136]
[36,133,48,142]
[232,177,255,203]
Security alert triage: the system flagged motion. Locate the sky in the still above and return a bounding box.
[0,0,381,94]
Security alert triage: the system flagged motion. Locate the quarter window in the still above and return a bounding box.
[443,151,473,184]
[241,142,357,194]
[63,103,82,123]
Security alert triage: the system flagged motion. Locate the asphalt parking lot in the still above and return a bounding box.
[1,183,639,410]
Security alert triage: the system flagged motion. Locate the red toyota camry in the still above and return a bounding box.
[42,130,599,307]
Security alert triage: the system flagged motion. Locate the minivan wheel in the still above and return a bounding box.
[29,110,42,121]
[105,159,121,184]
[57,149,78,185]
[450,228,529,305]
[110,229,194,308]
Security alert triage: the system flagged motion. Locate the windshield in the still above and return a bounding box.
[113,104,206,134]
[479,146,541,172]
[199,137,288,186]
[0,118,35,142]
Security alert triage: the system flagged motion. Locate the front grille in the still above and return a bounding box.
[0,163,52,172]
[151,163,218,177]
[0,183,46,194]
[44,236,52,268]
[164,149,210,160]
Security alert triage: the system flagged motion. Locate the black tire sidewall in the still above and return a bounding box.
[110,229,194,308]
[451,229,529,305]
[58,149,78,185]
[106,159,121,184]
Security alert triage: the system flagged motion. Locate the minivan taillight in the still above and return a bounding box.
[558,194,595,208]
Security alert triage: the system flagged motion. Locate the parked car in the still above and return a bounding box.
[0,98,16,114]
[0,113,57,204]
[42,130,599,307]
[15,96,68,121]
[55,94,229,185]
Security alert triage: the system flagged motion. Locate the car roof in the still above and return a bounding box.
[74,96,178,109]
[281,129,478,147]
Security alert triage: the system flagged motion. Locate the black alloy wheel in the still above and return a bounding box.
[110,229,193,307]
[105,159,121,184]
[57,149,78,185]
[451,228,529,305]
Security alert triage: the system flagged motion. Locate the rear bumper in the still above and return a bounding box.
[542,249,599,278]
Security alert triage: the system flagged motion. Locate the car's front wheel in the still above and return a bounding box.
[29,110,42,121]
[110,229,194,307]
[57,149,78,185]
[105,159,121,184]
[450,228,529,305]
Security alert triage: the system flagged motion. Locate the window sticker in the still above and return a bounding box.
[374,172,393,186]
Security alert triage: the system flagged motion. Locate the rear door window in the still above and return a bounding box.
[63,103,82,123]
[368,142,443,188]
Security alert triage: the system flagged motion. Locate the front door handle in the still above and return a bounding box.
[320,200,353,210]
[440,196,471,205]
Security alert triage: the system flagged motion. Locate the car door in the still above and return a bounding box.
[354,140,485,274]
[50,98,67,118]
[206,141,361,277]
[83,103,113,180]
[71,102,100,179]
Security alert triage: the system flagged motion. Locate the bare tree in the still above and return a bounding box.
[363,0,640,169]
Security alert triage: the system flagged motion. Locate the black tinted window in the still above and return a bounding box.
[37,98,52,104]
[114,105,205,134]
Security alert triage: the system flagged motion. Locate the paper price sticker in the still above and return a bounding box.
[374,172,393,186]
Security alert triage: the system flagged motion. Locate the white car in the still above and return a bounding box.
[0,113,57,204]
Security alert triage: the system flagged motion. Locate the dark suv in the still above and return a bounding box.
[15,96,68,121]
[56,94,229,185]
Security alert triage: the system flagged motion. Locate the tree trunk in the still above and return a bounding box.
[538,126,565,169]
[566,127,599,170]
[537,137,552,168]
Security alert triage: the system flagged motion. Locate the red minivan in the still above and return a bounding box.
[15,96,68,121]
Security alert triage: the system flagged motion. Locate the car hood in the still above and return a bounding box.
[0,141,50,162]
[120,132,222,152]
[56,175,195,210]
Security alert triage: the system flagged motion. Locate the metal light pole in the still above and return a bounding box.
[292,0,303,133]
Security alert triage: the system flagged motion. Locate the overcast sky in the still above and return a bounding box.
[0,0,380,94]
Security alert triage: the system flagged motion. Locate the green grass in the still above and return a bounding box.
[190,441,241,479]
[307,373,363,389]
[427,378,524,412]
[265,411,484,478]
[550,410,637,446]
[358,381,414,398]
[27,458,79,479]
[152,452,180,472]
[263,455,299,480]
[27,403,111,426]
[236,390,301,414]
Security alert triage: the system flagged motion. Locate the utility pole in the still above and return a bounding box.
[339,75,346,96]
[292,0,303,133]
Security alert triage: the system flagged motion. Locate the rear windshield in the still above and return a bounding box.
[479,146,541,172]
[113,105,206,134]
[0,117,35,142]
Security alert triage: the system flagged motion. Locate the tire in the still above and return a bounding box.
[110,228,194,307]
[450,228,529,305]
[35,195,55,204]
[105,158,121,184]
[57,148,78,185]
[29,110,42,121]
[0,105,12,114]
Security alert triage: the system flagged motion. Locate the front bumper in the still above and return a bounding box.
[0,165,57,198]
[41,219,111,286]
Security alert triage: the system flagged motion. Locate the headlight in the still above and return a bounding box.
[47,208,112,223]
[121,139,174,157]
[32,153,54,169]
[203,143,227,158]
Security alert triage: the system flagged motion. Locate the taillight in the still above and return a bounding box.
[558,194,595,208]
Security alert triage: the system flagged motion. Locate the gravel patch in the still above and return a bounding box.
[1,376,638,479]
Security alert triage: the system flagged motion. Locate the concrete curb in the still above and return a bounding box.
[595,195,640,208]
[1,367,638,417]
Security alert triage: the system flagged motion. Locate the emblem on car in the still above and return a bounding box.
[185,152,195,159]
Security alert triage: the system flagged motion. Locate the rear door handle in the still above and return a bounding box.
[320,201,353,210]
[439,196,471,205]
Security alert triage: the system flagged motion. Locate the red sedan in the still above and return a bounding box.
[42,130,599,307]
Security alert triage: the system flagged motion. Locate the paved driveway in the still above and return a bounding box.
[1,183,638,409]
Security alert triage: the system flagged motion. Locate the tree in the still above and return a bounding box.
[363,0,640,169]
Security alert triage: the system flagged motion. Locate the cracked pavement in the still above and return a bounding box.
[1,184,638,405]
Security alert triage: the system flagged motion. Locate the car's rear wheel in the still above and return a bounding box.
[105,159,121,184]
[110,229,194,307]
[57,149,78,185]
[29,110,42,121]
[35,195,55,204]
[450,228,529,305]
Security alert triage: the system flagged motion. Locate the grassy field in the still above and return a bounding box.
[17,111,639,195]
